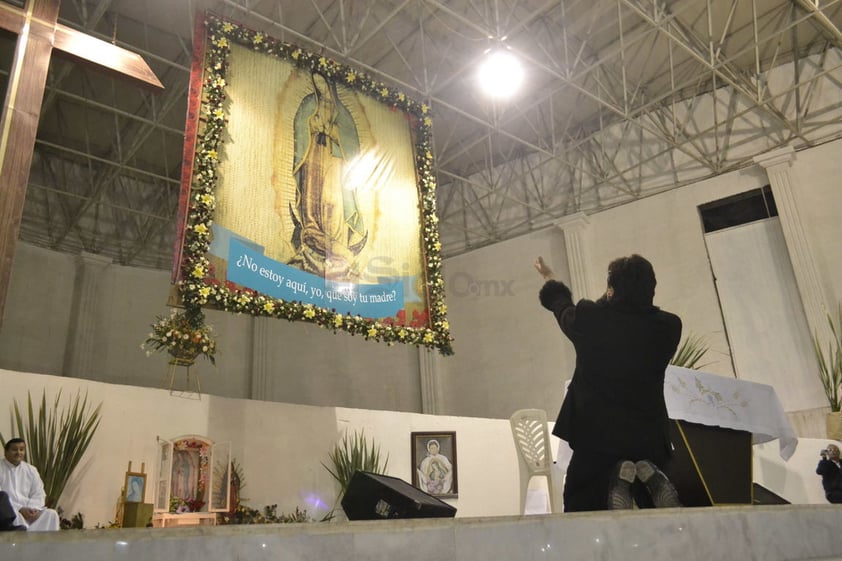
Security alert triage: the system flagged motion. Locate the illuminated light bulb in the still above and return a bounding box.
[477,49,524,98]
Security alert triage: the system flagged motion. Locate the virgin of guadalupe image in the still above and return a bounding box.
[288,70,368,279]
[171,449,200,501]
[417,439,454,495]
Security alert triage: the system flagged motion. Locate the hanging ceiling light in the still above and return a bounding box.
[477,46,524,99]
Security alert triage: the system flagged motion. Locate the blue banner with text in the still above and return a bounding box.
[227,239,403,318]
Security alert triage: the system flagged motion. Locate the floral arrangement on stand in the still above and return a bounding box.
[142,306,217,365]
[175,13,453,355]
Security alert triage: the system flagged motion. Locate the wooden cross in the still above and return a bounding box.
[0,0,164,327]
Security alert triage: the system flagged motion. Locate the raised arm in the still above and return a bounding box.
[534,256,554,280]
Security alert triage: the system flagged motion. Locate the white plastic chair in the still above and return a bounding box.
[510,408,563,514]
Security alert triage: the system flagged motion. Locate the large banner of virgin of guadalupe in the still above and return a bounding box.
[173,14,452,354]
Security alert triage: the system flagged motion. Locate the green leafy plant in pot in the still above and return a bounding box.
[670,333,711,370]
[812,305,842,439]
[321,430,389,520]
[0,390,102,509]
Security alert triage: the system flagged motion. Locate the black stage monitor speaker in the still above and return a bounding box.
[752,483,790,505]
[341,471,457,520]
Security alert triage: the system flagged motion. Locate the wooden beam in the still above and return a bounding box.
[54,23,164,91]
[0,0,164,327]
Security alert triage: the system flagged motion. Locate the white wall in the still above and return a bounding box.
[0,244,74,375]
[0,368,521,527]
[754,437,841,505]
[2,140,841,424]
[436,140,842,421]
[0,244,421,412]
[439,229,573,419]
[0,368,834,529]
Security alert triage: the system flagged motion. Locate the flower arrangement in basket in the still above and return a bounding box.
[142,307,216,366]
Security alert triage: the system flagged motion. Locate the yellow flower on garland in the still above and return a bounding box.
[423,332,435,343]
[333,315,344,328]
[424,117,432,126]
[199,287,211,298]
[367,326,378,337]
[253,33,264,44]
[346,71,357,83]
[379,87,389,97]
[215,37,229,48]
[222,22,234,33]
[303,306,316,319]
[194,223,208,235]
[192,264,205,278]
[398,329,407,340]
[263,301,275,313]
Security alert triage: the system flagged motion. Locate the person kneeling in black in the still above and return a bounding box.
[535,254,683,512]
[816,444,842,504]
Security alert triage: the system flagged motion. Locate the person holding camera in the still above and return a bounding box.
[816,443,842,504]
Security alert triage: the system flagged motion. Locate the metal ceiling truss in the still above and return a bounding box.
[5,0,842,269]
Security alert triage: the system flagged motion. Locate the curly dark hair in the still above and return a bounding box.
[606,254,656,308]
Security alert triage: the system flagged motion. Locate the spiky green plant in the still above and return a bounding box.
[670,333,711,370]
[812,305,842,412]
[0,390,102,508]
[322,430,389,500]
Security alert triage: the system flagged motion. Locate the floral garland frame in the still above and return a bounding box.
[175,13,453,355]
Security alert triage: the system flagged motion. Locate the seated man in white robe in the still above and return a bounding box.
[0,438,60,531]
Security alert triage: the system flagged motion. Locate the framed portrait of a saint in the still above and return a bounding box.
[411,431,458,498]
[173,13,452,354]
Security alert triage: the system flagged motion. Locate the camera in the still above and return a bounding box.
[820,449,829,458]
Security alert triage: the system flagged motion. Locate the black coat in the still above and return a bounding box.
[816,459,842,495]
[540,280,682,463]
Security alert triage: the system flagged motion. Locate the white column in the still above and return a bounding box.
[63,251,111,378]
[419,347,441,414]
[753,145,831,342]
[554,213,591,299]
[250,316,273,400]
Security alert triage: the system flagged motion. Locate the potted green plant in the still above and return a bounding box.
[670,333,711,370]
[322,430,389,520]
[0,390,102,509]
[812,305,842,440]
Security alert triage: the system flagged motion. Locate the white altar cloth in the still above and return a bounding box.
[663,365,797,460]
[555,366,798,471]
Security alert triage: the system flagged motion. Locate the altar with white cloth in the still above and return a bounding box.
[664,365,797,459]
[552,366,797,507]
